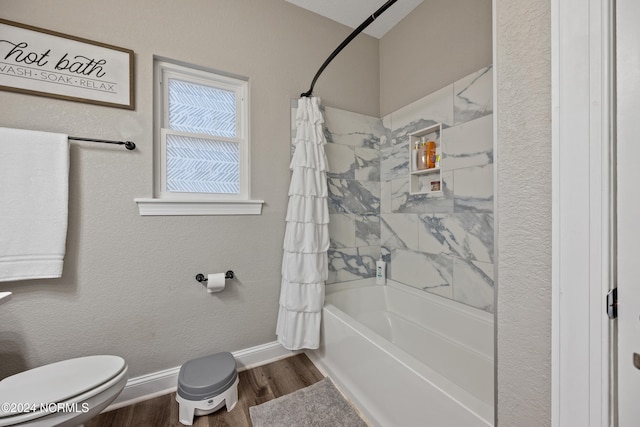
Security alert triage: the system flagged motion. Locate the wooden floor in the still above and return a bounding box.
[86,353,324,427]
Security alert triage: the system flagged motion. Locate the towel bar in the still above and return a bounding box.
[68,136,136,150]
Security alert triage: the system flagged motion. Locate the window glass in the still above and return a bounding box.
[167,78,237,138]
[165,133,239,194]
[153,59,249,201]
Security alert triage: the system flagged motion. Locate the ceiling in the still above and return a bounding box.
[285,0,424,39]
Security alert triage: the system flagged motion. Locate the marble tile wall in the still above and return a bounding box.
[381,65,494,312]
[290,102,384,284]
[289,65,494,313]
[323,107,384,284]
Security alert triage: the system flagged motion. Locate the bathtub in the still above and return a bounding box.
[307,279,494,427]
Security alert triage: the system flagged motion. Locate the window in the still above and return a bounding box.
[135,58,262,215]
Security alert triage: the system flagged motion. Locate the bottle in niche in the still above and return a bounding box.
[417,137,427,170]
[412,141,419,171]
[426,140,436,169]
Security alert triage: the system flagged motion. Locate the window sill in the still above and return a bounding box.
[134,198,264,216]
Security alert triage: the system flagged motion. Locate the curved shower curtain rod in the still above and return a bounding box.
[300,0,398,98]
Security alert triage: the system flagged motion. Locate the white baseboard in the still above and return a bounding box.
[107,341,299,411]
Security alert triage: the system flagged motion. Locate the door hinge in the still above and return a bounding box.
[606,288,618,319]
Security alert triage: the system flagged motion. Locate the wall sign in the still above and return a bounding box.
[0,19,134,109]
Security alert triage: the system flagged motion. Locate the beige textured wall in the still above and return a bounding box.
[495,0,552,425]
[0,0,379,378]
[379,0,492,116]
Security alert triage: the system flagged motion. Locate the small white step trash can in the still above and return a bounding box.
[176,352,239,425]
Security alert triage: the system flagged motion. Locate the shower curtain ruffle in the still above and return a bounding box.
[289,139,328,171]
[288,167,328,197]
[283,223,329,253]
[285,195,329,223]
[276,96,329,350]
[281,252,328,284]
[278,280,325,311]
[275,310,322,351]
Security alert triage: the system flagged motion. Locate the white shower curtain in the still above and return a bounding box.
[276,96,329,350]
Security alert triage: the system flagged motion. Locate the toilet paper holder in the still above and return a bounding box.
[195,271,234,283]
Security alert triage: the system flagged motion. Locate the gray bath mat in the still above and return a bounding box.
[249,377,368,427]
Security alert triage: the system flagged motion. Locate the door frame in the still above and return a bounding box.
[551,0,614,425]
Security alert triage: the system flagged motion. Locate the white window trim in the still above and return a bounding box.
[136,57,263,216]
[134,197,263,216]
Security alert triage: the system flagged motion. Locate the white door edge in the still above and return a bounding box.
[551,0,613,426]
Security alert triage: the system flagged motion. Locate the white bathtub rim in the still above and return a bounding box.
[326,279,494,361]
[386,279,493,322]
[322,303,494,424]
[327,278,493,324]
[325,277,376,291]
[376,305,493,367]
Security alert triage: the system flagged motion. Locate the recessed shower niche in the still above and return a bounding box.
[408,123,443,195]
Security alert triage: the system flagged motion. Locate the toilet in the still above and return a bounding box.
[0,355,128,427]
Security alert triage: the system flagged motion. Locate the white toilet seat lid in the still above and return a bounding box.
[0,355,125,417]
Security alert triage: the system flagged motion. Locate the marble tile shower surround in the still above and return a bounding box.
[290,65,494,313]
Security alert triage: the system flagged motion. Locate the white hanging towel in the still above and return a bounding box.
[0,127,69,282]
[276,97,329,350]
